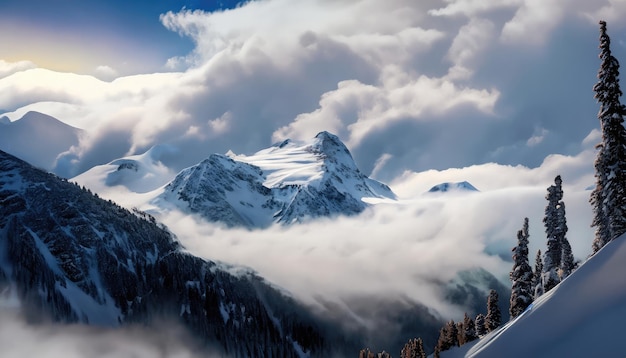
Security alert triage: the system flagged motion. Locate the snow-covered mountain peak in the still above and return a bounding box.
[427,181,479,193]
[72,144,178,197]
[157,132,396,227]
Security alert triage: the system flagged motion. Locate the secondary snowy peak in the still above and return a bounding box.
[158,131,396,228]
[427,181,479,193]
[73,144,178,195]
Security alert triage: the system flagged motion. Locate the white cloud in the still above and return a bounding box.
[157,146,595,323]
[429,0,520,17]
[1,0,621,182]
[526,127,549,147]
[500,0,568,45]
[446,18,495,80]
[582,0,626,24]
[0,311,208,358]
[0,59,36,80]
[94,65,119,81]
[273,74,500,148]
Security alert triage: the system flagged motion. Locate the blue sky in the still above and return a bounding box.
[0,0,242,74]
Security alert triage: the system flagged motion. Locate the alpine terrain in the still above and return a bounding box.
[76,131,397,228]
[0,149,356,357]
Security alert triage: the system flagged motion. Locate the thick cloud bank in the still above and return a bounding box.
[0,311,208,358]
[2,1,624,180]
[156,143,595,322]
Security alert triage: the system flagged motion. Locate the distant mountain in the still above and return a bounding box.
[73,144,178,194]
[0,111,82,175]
[0,149,356,357]
[427,181,479,193]
[81,131,396,228]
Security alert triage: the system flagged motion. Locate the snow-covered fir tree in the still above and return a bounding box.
[591,20,626,252]
[591,143,611,253]
[435,320,459,355]
[509,217,533,318]
[485,289,501,332]
[475,313,487,336]
[543,175,568,293]
[401,337,426,358]
[533,249,544,299]
[461,312,478,344]
[560,237,576,280]
[446,320,459,348]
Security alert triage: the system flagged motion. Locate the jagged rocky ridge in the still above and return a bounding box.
[0,149,355,357]
[156,131,396,228]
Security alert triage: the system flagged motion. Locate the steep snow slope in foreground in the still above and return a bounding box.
[452,234,626,358]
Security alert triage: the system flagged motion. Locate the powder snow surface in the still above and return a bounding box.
[443,234,626,358]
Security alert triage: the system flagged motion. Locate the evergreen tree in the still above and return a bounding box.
[475,313,487,336]
[533,249,544,299]
[543,175,567,293]
[485,289,501,332]
[445,320,459,348]
[591,20,626,250]
[401,338,426,358]
[591,144,611,253]
[433,345,441,358]
[461,312,478,343]
[509,218,533,318]
[456,321,464,345]
[560,237,576,280]
[435,326,450,354]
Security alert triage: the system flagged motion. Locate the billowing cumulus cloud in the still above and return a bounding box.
[0,59,36,80]
[1,1,624,181]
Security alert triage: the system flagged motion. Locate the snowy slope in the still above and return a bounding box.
[453,234,626,358]
[72,144,178,205]
[153,131,396,227]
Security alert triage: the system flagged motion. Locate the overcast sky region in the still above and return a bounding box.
[2,0,626,353]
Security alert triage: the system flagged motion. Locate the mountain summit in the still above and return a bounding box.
[427,181,479,193]
[154,131,396,228]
